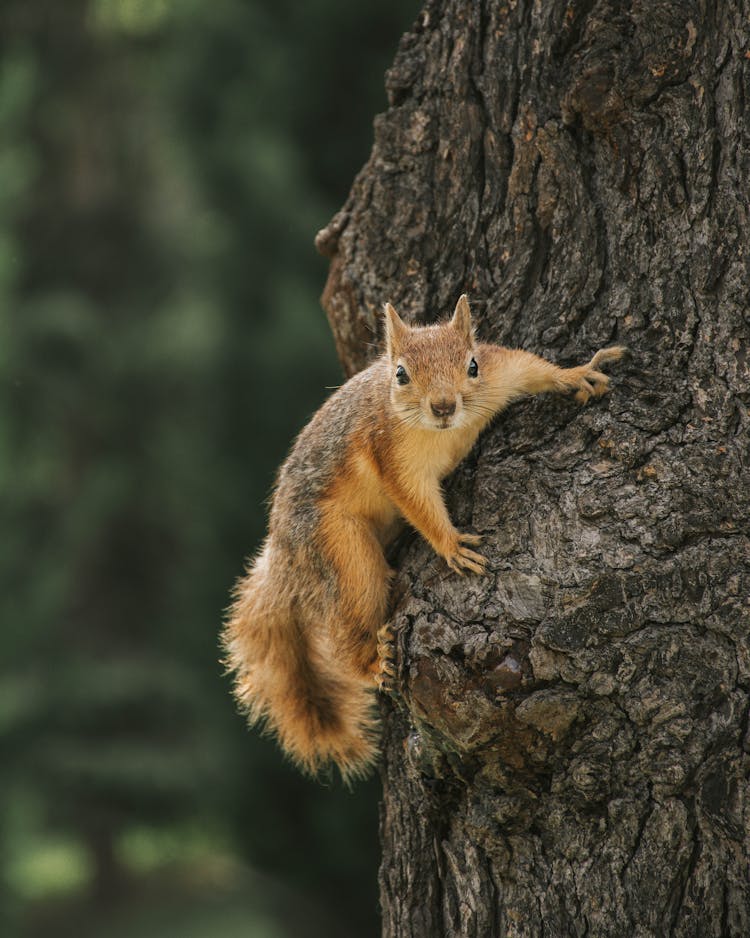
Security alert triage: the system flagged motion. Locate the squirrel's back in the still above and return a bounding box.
[269,358,390,548]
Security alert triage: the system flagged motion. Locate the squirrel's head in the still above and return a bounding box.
[384,295,479,431]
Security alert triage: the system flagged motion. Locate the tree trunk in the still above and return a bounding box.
[317,1,750,935]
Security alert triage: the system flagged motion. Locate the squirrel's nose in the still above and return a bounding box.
[430,398,456,418]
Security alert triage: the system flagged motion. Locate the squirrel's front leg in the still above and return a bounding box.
[479,344,626,409]
[383,472,486,575]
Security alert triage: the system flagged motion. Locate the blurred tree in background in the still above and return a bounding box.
[0,1,417,935]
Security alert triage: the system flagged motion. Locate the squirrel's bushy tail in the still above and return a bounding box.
[222,545,378,783]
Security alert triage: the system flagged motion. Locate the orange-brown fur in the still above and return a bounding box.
[223,296,625,781]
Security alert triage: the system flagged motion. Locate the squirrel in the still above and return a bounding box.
[223,295,624,782]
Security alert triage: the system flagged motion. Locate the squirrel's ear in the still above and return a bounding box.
[384,302,409,357]
[450,294,474,343]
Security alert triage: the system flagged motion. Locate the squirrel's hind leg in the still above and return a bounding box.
[319,510,393,682]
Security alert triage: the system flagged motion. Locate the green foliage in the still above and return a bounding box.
[0,0,418,934]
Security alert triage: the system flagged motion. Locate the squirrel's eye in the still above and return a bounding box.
[468,357,479,378]
[395,365,410,386]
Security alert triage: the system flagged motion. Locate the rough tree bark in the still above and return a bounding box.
[316,2,750,935]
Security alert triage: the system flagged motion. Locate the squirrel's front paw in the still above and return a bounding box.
[444,532,487,576]
[568,346,626,404]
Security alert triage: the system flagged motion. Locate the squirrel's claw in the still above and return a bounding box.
[376,669,395,693]
[568,345,625,404]
[446,537,488,576]
[375,624,397,693]
[458,546,488,575]
[447,556,466,576]
[574,378,596,404]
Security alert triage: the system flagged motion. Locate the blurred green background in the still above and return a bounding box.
[0,1,417,935]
